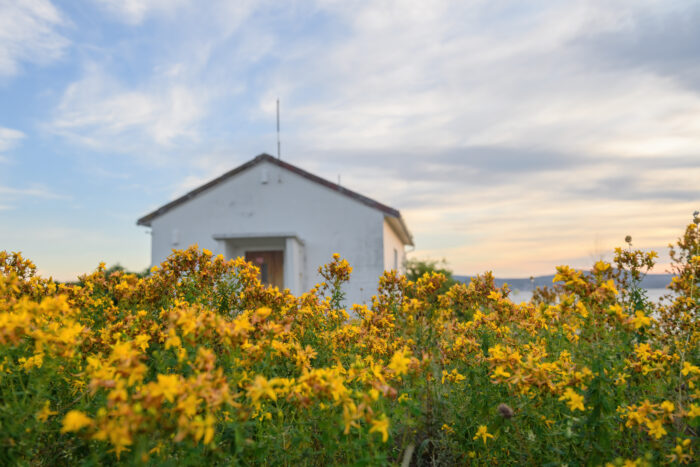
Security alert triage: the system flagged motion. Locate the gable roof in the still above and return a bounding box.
[136,153,414,245]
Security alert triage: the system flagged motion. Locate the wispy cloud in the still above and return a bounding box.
[0,183,68,212]
[94,0,192,25]
[50,64,209,155]
[0,184,67,200]
[0,0,69,77]
[265,0,700,161]
[0,127,25,159]
[47,1,264,159]
[94,0,258,37]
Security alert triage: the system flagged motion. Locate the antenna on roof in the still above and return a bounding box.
[276,98,281,159]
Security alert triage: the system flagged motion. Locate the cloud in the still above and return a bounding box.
[94,0,258,35]
[0,0,69,77]
[571,1,700,93]
[93,0,191,25]
[50,65,209,155]
[47,1,265,158]
[0,184,67,200]
[0,127,25,158]
[0,183,68,212]
[279,2,700,161]
[269,0,700,163]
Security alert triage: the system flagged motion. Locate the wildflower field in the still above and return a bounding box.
[0,218,698,466]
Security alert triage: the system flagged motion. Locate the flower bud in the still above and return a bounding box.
[498,403,514,419]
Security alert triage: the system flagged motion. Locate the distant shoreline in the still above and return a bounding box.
[507,287,670,304]
[453,273,674,291]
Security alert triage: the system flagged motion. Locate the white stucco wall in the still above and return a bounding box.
[148,160,388,306]
[383,220,406,274]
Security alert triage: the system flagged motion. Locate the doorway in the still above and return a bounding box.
[245,250,284,288]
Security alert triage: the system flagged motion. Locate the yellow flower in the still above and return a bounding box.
[19,352,44,371]
[327,375,348,401]
[178,394,200,417]
[492,365,511,379]
[61,410,93,433]
[342,401,360,434]
[97,422,132,459]
[164,329,182,349]
[232,315,254,336]
[687,404,700,418]
[645,419,666,439]
[488,291,501,300]
[600,279,618,295]
[473,425,494,444]
[559,388,585,411]
[632,311,651,329]
[576,301,589,318]
[133,334,150,352]
[388,348,411,376]
[608,304,628,321]
[660,401,674,414]
[254,307,272,320]
[153,374,182,403]
[36,401,57,422]
[668,438,693,464]
[192,414,216,444]
[681,362,699,376]
[247,375,277,404]
[369,415,390,442]
[442,368,466,383]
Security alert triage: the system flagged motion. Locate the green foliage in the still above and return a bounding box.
[104,263,150,279]
[404,258,458,293]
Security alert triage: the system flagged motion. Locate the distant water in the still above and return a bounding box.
[507,288,669,304]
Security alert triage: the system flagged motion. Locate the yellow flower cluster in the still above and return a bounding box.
[0,217,698,465]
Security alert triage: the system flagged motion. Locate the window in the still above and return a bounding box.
[393,248,398,270]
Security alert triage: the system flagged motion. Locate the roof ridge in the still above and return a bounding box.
[136,154,409,242]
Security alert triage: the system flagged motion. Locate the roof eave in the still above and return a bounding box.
[136,217,152,227]
[135,153,272,227]
[386,214,414,247]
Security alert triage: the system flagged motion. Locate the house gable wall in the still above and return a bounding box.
[149,160,385,305]
[383,219,407,274]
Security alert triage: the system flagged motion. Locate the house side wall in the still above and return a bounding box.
[284,237,304,295]
[383,219,406,274]
[149,160,385,305]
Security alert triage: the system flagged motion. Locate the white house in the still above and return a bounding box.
[137,154,413,305]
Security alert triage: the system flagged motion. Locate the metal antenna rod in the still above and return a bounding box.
[276,98,281,159]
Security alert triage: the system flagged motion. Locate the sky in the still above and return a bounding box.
[0,0,699,281]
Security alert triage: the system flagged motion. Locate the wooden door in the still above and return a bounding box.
[245,251,284,289]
